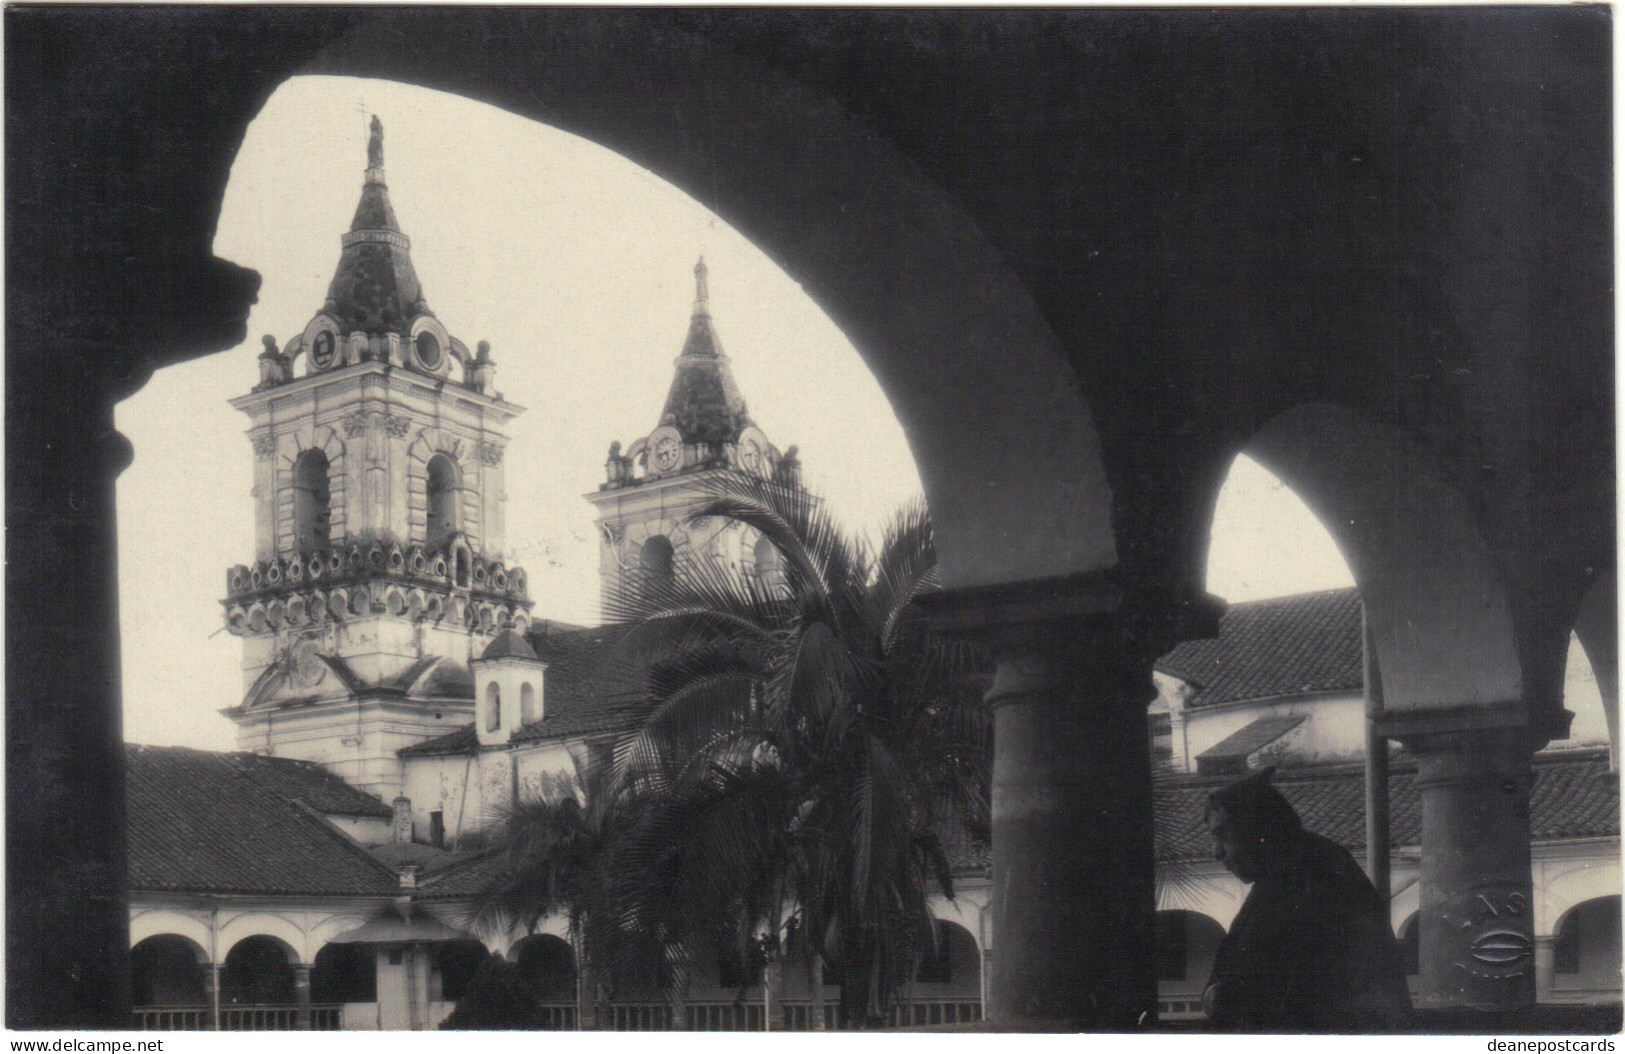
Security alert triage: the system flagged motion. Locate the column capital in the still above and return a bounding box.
[1376,701,1571,756]
[915,570,1225,661]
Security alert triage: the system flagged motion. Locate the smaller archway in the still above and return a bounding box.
[131,934,208,1008]
[520,682,538,726]
[311,942,376,1005]
[915,920,980,994]
[220,936,297,1006]
[292,449,332,552]
[753,535,783,593]
[1397,912,1421,982]
[1551,896,1622,1003]
[485,682,501,733]
[641,535,675,581]
[426,454,460,550]
[512,934,575,1000]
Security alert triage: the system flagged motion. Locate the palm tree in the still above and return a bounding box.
[460,758,638,1028]
[599,475,990,1028]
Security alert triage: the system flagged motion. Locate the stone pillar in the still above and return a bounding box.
[204,963,221,1031]
[1402,722,1536,1012]
[7,421,134,1027]
[916,576,1223,1032]
[294,963,312,1029]
[984,642,1159,1029]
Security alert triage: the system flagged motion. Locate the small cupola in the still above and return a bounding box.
[471,628,547,746]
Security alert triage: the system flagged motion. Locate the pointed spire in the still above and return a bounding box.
[322,114,427,334]
[658,259,751,444]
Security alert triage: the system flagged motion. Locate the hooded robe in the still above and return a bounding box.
[1204,770,1413,1031]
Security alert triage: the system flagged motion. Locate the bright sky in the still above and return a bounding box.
[115,76,1355,751]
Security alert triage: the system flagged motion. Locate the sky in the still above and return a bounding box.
[115,76,1356,752]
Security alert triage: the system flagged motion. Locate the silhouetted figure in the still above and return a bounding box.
[1204,768,1412,1031]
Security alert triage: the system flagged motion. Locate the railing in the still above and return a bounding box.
[882,999,983,1028]
[1157,997,1207,1021]
[132,1007,208,1030]
[547,998,979,1031]
[537,1003,578,1030]
[600,1003,676,1030]
[135,1005,344,1031]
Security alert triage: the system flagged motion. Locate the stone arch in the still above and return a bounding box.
[219,934,299,1005]
[914,919,980,996]
[276,426,347,554]
[131,909,213,954]
[131,934,209,1007]
[311,942,377,1004]
[295,11,1116,589]
[408,429,480,551]
[1572,571,1618,765]
[219,915,308,965]
[1540,859,1623,937]
[1241,403,1522,714]
[1154,910,1226,991]
[484,681,501,732]
[1550,896,1621,995]
[640,535,675,581]
[425,453,461,551]
[1396,912,1421,980]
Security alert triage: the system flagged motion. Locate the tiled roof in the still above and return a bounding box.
[1197,716,1305,761]
[511,624,648,742]
[126,744,400,897]
[1155,749,1618,862]
[397,626,648,757]
[397,723,480,757]
[1156,588,1363,709]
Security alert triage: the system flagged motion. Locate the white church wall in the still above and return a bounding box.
[1181,692,1367,768]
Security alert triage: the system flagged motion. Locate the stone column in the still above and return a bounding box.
[294,963,313,1029]
[204,963,221,1031]
[1400,720,1537,1012]
[984,642,1160,1029]
[7,420,134,1027]
[917,576,1222,1032]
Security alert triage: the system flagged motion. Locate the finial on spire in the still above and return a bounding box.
[367,115,384,169]
[693,257,711,319]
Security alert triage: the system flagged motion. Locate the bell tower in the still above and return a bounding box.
[587,259,801,606]
[221,118,532,795]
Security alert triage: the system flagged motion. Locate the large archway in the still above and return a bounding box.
[8,9,1611,1031]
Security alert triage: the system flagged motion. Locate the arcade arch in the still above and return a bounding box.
[131,935,208,1007]
[220,935,298,1005]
